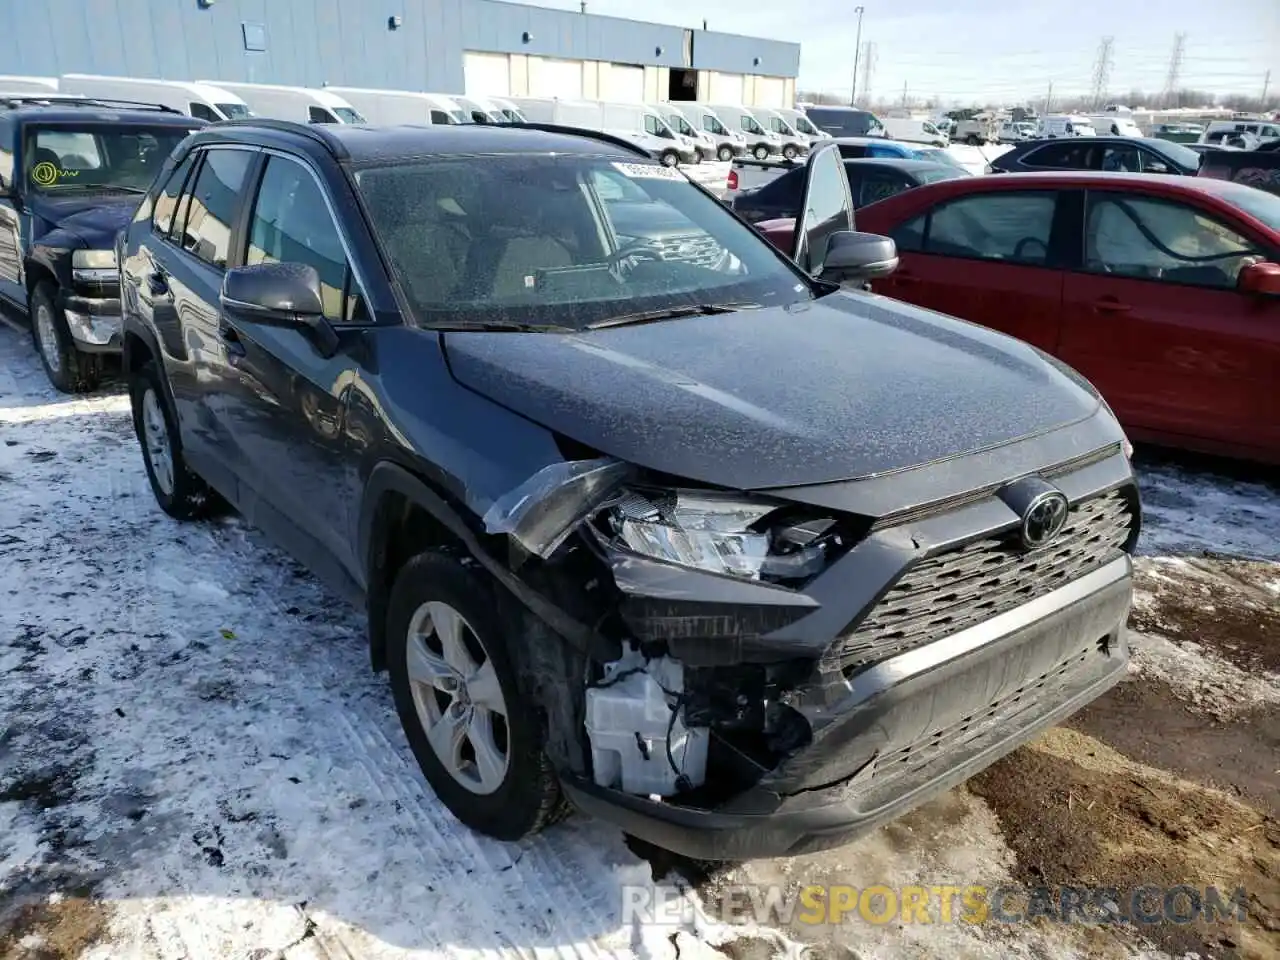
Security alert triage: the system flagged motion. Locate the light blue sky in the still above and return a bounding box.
[533,0,1279,104]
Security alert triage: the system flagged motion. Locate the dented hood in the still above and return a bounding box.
[442,293,1102,490]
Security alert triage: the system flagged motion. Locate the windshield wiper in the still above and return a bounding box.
[433,319,575,333]
[585,302,758,330]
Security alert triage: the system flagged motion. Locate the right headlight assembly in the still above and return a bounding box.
[593,487,842,583]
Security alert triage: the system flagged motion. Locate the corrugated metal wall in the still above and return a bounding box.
[0,0,799,92]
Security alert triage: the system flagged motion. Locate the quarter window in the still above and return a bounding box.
[924,192,1057,264]
[180,149,253,268]
[152,152,198,238]
[1083,193,1262,289]
[246,156,368,323]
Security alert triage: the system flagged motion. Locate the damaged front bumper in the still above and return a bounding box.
[481,439,1138,860]
[563,555,1131,860]
[59,291,122,352]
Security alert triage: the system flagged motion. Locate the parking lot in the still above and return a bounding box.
[1,317,1276,960]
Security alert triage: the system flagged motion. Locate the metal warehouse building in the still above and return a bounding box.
[4,0,801,107]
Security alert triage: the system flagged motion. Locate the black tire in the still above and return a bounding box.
[966,134,980,146]
[387,551,567,842]
[659,149,680,167]
[29,282,101,394]
[753,144,770,160]
[128,359,225,521]
[717,145,734,162]
[782,144,799,161]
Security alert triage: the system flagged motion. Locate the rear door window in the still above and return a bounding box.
[923,191,1058,265]
[1022,142,1092,169]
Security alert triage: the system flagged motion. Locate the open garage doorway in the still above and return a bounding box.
[668,68,697,101]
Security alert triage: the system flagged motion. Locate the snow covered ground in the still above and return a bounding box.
[1,320,1277,960]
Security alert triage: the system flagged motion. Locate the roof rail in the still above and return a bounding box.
[503,121,651,158]
[207,117,350,159]
[0,94,184,114]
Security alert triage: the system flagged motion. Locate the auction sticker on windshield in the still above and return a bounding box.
[612,161,684,180]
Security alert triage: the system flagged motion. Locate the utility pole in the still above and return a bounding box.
[1163,33,1186,109]
[1045,80,1053,113]
[1262,70,1272,108]
[849,6,866,105]
[900,80,908,107]
[860,42,877,106]
[1090,35,1114,110]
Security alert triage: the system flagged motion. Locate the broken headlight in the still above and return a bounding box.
[597,488,839,582]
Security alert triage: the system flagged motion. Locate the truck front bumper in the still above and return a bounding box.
[562,554,1132,861]
[59,292,122,353]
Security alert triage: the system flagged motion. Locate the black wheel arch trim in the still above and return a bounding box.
[358,460,620,671]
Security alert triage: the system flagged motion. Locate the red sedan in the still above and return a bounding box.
[807,171,1280,464]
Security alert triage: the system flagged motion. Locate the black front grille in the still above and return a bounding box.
[835,489,1133,673]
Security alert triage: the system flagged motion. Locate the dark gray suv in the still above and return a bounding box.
[119,122,1139,860]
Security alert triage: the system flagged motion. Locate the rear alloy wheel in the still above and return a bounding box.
[783,144,799,160]
[659,150,680,167]
[129,360,225,520]
[387,552,566,841]
[753,144,770,160]
[30,282,100,394]
[717,145,734,162]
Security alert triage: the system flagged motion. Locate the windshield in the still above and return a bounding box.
[450,110,469,124]
[354,155,814,330]
[26,124,197,194]
[669,115,694,136]
[740,115,766,135]
[333,106,366,123]
[216,102,252,119]
[1150,139,1201,170]
[1222,183,1280,231]
[504,109,527,123]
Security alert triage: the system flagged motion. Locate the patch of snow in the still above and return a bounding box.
[1136,459,1280,561]
[1128,629,1280,718]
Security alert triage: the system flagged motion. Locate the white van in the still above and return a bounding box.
[324,88,468,125]
[666,103,746,161]
[1199,118,1280,145]
[749,107,810,159]
[198,82,365,124]
[0,76,60,94]
[509,99,694,165]
[1040,114,1097,138]
[706,104,783,159]
[776,107,829,142]
[488,97,527,124]
[879,117,950,147]
[657,108,721,162]
[455,95,506,123]
[59,75,251,121]
[1089,114,1143,137]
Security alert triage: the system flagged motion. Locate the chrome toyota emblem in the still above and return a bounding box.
[1021,491,1069,549]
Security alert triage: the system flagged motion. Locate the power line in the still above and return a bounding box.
[1163,32,1186,105]
[1090,35,1115,108]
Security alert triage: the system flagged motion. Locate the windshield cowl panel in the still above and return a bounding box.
[354,153,815,332]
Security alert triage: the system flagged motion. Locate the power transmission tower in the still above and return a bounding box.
[1263,70,1272,108]
[1090,36,1114,109]
[860,42,876,105]
[1163,33,1186,108]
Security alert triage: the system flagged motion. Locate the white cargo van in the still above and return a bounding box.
[657,108,721,161]
[666,103,746,161]
[879,117,950,147]
[324,88,468,125]
[198,81,365,124]
[509,99,693,166]
[749,107,810,159]
[1040,115,1097,138]
[455,95,506,123]
[0,76,60,94]
[489,97,527,123]
[59,75,251,120]
[777,107,829,141]
[1089,114,1143,137]
[706,104,782,159]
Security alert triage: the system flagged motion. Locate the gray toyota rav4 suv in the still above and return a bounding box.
[119,122,1139,859]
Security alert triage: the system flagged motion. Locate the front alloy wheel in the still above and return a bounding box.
[753,144,770,160]
[717,145,734,162]
[405,601,510,795]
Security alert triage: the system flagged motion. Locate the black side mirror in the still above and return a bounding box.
[819,230,899,285]
[220,262,339,358]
